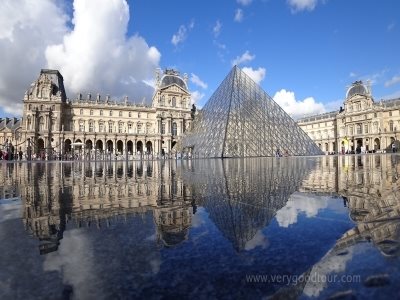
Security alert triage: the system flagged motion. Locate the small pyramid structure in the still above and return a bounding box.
[183,66,323,157]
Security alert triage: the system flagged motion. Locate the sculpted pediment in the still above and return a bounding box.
[160,84,190,95]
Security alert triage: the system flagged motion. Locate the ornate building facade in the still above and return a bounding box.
[0,68,193,158]
[297,81,400,154]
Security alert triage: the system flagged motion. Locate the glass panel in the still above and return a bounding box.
[183,66,323,157]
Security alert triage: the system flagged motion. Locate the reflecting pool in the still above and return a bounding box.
[0,155,399,299]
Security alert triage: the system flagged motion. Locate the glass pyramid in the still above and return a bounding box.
[183,66,323,157]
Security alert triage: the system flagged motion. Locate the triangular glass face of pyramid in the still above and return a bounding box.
[183,66,324,158]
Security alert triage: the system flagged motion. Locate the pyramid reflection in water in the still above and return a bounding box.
[183,66,323,157]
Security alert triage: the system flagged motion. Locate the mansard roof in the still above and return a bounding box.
[0,118,21,131]
[159,69,188,91]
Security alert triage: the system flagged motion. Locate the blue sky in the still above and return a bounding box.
[1,0,399,119]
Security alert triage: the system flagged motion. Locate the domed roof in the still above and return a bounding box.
[159,69,188,91]
[346,81,368,99]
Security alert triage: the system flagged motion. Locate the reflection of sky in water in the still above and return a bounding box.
[0,155,399,299]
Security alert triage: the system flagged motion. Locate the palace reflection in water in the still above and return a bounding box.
[0,154,399,299]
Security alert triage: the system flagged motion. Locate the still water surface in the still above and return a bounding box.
[0,155,399,299]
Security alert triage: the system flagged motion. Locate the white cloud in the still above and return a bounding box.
[387,21,395,31]
[360,69,388,85]
[213,20,222,38]
[0,0,161,116]
[190,73,208,89]
[303,248,354,297]
[349,72,357,77]
[287,0,318,13]
[380,90,400,100]
[237,0,252,6]
[171,20,195,47]
[213,40,226,50]
[234,9,244,22]
[242,67,266,84]
[245,230,269,251]
[273,89,326,119]
[384,75,400,87]
[172,26,187,46]
[231,50,255,66]
[275,192,329,228]
[46,0,160,104]
[0,0,68,116]
[44,229,99,299]
[191,90,205,105]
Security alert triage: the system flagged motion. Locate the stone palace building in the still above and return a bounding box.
[0,68,194,159]
[298,80,400,154]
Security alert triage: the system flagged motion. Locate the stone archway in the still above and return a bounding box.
[96,140,103,151]
[37,138,45,158]
[117,140,123,154]
[107,140,113,153]
[146,141,152,153]
[356,139,363,154]
[374,138,380,151]
[64,139,72,153]
[127,140,133,154]
[85,139,93,150]
[137,141,143,154]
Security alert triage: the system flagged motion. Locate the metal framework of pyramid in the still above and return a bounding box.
[183,66,323,158]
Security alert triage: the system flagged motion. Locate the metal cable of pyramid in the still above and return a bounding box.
[182,66,324,158]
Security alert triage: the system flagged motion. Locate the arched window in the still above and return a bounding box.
[118,122,123,133]
[79,120,84,132]
[99,121,104,132]
[172,97,176,107]
[39,116,45,131]
[182,98,186,108]
[172,122,177,136]
[389,121,394,132]
[356,124,362,134]
[160,95,165,106]
[109,110,113,116]
[90,109,93,116]
[373,122,378,133]
[161,123,165,134]
[108,121,113,133]
[80,109,83,115]
[89,121,94,132]
[100,110,103,116]
[146,123,151,133]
